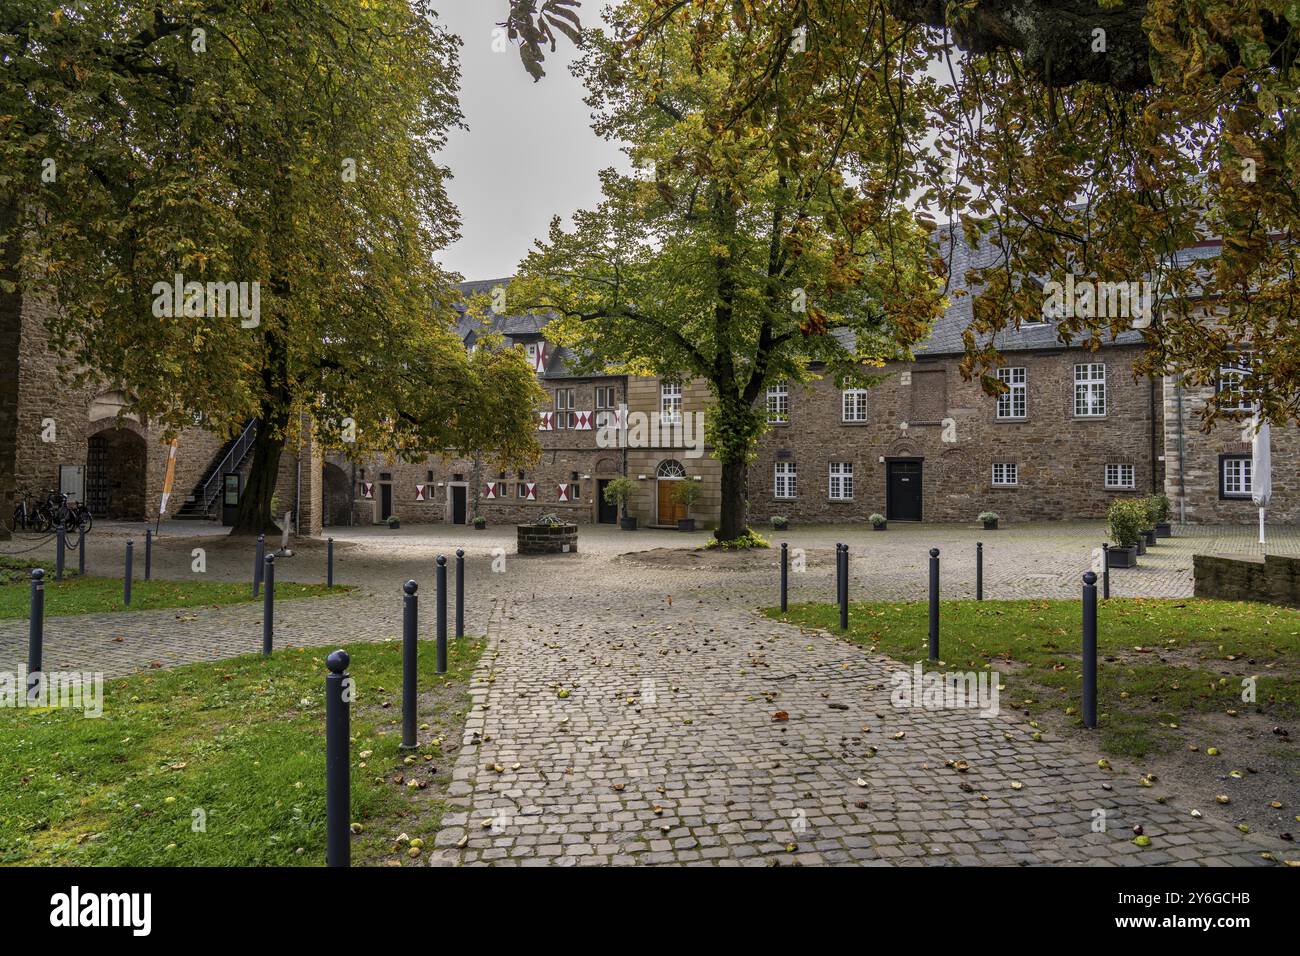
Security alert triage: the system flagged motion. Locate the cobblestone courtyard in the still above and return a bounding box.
[3,520,1298,866]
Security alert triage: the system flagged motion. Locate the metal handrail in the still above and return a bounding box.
[198,419,258,513]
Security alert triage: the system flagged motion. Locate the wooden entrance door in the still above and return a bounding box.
[657,481,686,525]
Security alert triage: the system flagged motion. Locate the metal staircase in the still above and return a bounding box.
[175,420,258,520]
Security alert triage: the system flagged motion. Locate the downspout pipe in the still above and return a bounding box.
[1175,376,1187,524]
[1149,376,1158,493]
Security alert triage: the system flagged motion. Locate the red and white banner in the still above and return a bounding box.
[538,411,553,431]
[556,482,570,502]
[361,481,374,499]
[415,484,427,502]
[525,481,537,501]
[484,481,498,500]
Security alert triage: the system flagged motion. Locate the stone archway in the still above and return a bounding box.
[86,425,147,519]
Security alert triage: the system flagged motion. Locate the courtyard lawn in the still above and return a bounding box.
[0,636,484,866]
[767,598,1300,759]
[0,555,344,618]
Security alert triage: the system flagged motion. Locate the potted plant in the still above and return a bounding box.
[870,513,887,531]
[672,480,703,532]
[473,515,487,530]
[770,515,789,531]
[603,477,637,531]
[1148,494,1173,538]
[387,514,400,530]
[979,511,999,531]
[1106,499,1142,568]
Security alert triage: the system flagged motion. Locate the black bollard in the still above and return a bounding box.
[1082,571,1098,729]
[327,537,334,588]
[78,523,85,576]
[55,524,65,582]
[401,580,419,750]
[124,539,134,606]
[325,649,351,867]
[455,549,465,639]
[839,544,849,630]
[1101,543,1111,600]
[835,543,844,607]
[252,534,265,596]
[144,528,152,581]
[928,548,940,661]
[976,541,983,601]
[436,554,448,674]
[27,569,44,706]
[262,554,275,656]
[780,542,788,613]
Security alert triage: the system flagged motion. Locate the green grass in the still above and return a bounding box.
[767,598,1300,758]
[0,636,484,866]
[0,563,345,618]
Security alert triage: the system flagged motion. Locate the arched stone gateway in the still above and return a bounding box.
[85,424,147,519]
[322,462,351,527]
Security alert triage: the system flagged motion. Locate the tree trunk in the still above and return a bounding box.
[0,197,20,542]
[230,409,287,535]
[717,459,749,541]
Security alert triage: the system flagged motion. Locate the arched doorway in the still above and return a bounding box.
[322,462,352,527]
[656,459,687,525]
[86,428,147,519]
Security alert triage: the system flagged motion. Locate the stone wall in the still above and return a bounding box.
[624,375,722,527]
[0,202,20,541]
[1193,553,1300,607]
[516,522,578,554]
[748,345,1159,526]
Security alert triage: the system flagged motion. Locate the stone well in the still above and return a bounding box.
[516,522,579,555]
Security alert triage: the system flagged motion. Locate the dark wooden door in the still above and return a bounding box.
[380,483,393,520]
[451,485,467,524]
[597,480,618,523]
[886,460,923,521]
[657,481,686,525]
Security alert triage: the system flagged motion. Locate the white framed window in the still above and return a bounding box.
[1221,456,1252,498]
[595,385,616,409]
[555,387,575,429]
[1074,363,1107,417]
[996,367,1026,419]
[828,462,853,500]
[660,382,682,424]
[1216,359,1253,413]
[842,389,868,422]
[767,382,789,424]
[991,462,1018,487]
[517,481,528,499]
[774,461,797,499]
[1104,463,1135,490]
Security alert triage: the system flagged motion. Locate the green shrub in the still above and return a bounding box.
[1147,494,1171,525]
[1108,499,1145,548]
[978,511,999,523]
[705,529,770,550]
[602,477,635,513]
[672,480,704,508]
[869,513,886,526]
[770,515,789,529]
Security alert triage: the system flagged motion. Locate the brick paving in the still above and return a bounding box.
[2,519,1297,866]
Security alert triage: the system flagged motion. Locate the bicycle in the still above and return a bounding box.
[44,489,93,537]
[7,489,40,534]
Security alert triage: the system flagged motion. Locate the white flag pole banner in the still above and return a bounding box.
[1251,407,1272,547]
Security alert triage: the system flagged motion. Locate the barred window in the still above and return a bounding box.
[996,367,1026,419]
[828,462,853,500]
[1104,463,1135,490]
[774,461,797,499]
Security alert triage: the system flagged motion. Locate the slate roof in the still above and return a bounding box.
[455,279,585,379]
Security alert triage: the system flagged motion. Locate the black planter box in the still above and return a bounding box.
[872,523,887,531]
[982,519,998,530]
[620,516,638,531]
[1155,522,1173,538]
[1106,546,1138,568]
[388,519,400,529]
[474,523,487,530]
[677,518,695,532]
[1135,537,1147,555]
[1142,529,1157,546]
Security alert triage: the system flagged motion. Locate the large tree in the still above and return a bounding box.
[511,1,944,541]
[1,1,542,533]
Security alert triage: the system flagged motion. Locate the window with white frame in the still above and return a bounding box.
[828,462,853,500]
[767,382,789,424]
[774,461,797,499]
[1216,358,1254,413]
[991,462,1018,487]
[996,367,1027,419]
[1221,456,1252,498]
[842,388,868,423]
[661,382,682,424]
[555,387,575,429]
[1074,363,1107,417]
[1104,463,1135,489]
[595,385,616,409]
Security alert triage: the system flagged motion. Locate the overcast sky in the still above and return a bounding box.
[433,2,625,282]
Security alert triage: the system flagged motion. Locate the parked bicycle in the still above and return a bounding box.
[6,489,92,536]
